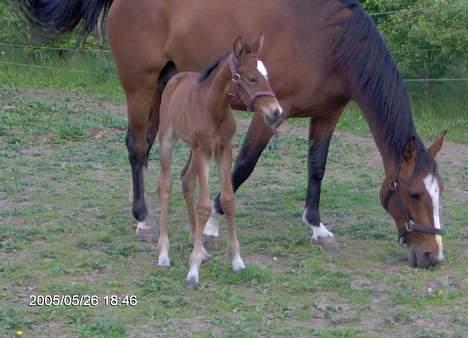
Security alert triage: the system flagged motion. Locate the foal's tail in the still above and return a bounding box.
[17,0,114,37]
[144,61,179,167]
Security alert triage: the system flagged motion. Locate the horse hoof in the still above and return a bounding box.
[184,279,199,289]
[157,256,171,268]
[203,235,219,251]
[135,219,157,243]
[232,260,246,272]
[311,237,340,253]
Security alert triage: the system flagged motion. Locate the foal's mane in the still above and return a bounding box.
[331,0,433,170]
[197,51,231,83]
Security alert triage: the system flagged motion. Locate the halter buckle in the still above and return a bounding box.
[232,73,241,83]
[405,220,414,232]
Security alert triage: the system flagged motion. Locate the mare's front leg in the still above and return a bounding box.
[303,113,342,251]
[186,150,211,287]
[218,143,245,271]
[204,113,275,247]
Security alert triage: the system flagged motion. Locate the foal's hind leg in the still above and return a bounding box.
[218,143,245,271]
[181,153,210,262]
[156,129,177,267]
[186,150,211,286]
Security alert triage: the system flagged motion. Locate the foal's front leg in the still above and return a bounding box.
[218,143,245,271]
[186,150,211,287]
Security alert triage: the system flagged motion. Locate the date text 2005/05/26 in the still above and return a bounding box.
[29,294,138,307]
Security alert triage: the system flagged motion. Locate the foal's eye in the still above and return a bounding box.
[247,76,257,83]
[409,192,420,200]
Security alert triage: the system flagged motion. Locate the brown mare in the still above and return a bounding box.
[19,0,446,268]
[156,35,281,285]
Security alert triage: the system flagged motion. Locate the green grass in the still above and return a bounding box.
[1,83,467,337]
[0,51,467,336]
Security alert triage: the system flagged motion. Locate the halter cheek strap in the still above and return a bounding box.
[227,53,276,111]
[382,164,443,244]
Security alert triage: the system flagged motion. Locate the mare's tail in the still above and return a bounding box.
[17,0,114,36]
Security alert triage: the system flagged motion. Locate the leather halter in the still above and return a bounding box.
[227,53,276,111]
[382,163,443,244]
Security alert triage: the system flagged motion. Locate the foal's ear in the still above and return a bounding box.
[403,136,416,162]
[233,36,244,57]
[427,130,447,158]
[251,32,264,55]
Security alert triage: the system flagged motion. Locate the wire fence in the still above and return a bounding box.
[0,3,466,82]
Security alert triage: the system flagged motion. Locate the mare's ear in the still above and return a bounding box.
[251,32,264,55]
[233,36,244,57]
[403,136,416,162]
[427,130,447,159]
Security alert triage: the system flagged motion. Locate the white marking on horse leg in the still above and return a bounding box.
[257,60,268,78]
[302,208,334,240]
[232,253,245,271]
[424,174,443,260]
[203,203,222,237]
[157,250,170,267]
[157,237,170,267]
[186,249,202,285]
[136,221,151,231]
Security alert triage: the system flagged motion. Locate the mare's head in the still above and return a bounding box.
[380,132,446,268]
[229,34,283,128]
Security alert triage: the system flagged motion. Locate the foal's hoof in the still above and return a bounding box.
[184,278,199,289]
[203,235,219,251]
[157,256,171,268]
[135,219,157,243]
[311,237,340,253]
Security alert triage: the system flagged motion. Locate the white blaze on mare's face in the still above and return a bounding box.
[257,60,268,78]
[423,174,444,260]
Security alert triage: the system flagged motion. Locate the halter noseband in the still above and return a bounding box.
[382,163,443,245]
[227,53,276,111]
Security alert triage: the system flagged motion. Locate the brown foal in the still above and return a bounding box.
[156,35,282,286]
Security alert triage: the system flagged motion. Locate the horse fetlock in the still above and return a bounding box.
[132,199,148,222]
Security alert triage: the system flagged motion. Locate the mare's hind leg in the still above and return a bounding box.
[156,129,177,267]
[303,112,343,251]
[204,113,276,249]
[217,143,245,271]
[125,86,158,231]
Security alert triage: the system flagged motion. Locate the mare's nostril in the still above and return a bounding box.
[273,109,280,118]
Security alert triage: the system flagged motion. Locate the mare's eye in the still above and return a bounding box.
[409,192,420,200]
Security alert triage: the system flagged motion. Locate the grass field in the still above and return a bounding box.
[1,81,467,337]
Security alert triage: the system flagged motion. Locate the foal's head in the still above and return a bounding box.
[228,34,283,128]
[380,132,446,268]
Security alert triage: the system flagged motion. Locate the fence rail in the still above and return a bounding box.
[1,60,467,83]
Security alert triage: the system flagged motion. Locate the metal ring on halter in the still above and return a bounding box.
[232,73,241,83]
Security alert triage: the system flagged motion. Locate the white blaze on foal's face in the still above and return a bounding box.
[257,60,268,78]
[423,174,443,260]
